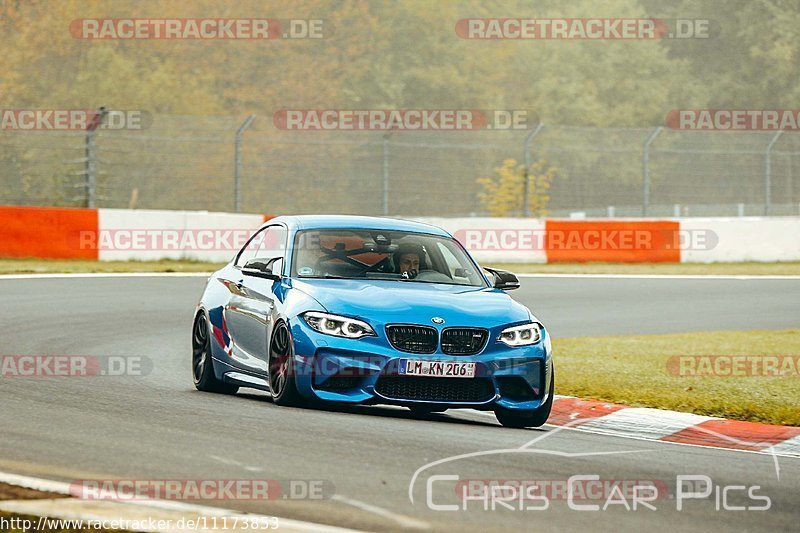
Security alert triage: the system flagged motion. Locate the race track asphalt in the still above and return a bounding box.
[0,275,798,532]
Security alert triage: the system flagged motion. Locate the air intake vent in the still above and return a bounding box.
[375,376,495,403]
[441,328,488,355]
[386,325,438,354]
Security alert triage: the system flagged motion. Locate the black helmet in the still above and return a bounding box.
[393,243,427,272]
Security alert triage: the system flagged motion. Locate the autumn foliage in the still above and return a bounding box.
[477,159,558,217]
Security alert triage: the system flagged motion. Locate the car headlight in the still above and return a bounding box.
[498,322,542,347]
[302,312,376,339]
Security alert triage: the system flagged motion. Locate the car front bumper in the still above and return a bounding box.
[289,317,553,411]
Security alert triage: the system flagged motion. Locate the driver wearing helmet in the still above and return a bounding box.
[393,243,426,278]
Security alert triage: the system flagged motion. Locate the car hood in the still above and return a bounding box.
[290,278,532,326]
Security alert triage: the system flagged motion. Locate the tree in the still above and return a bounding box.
[478,158,558,217]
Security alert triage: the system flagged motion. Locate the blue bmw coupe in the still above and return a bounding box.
[192,215,553,428]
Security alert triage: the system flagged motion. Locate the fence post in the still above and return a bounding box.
[522,123,545,217]
[84,106,107,208]
[764,130,783,216]
[382,132,392,216]
[642,126,663,217]
[234,115,256,213]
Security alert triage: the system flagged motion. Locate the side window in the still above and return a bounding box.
[437,242,462,277]
[235,229,266,267]
[254,225,288,273]
[234,226,288,268]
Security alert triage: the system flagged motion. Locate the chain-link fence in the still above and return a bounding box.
[2,113,799,217]
[534,125,800,217]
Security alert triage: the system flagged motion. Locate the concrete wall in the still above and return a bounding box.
[680,217,800,263]
[96,209,266,262]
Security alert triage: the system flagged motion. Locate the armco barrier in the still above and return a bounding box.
[1,207,798,263]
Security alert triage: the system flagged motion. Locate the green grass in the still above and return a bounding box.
[555,329,800,426]
[0,258,225,274]
[487,261,800,276]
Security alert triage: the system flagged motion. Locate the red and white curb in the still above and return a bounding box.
[547,396,800,458]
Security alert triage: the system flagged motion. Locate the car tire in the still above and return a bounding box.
[192,312,239,394]
[268,321,304,407]
[494,366,554,428]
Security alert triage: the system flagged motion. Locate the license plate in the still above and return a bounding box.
[398,359,476,378]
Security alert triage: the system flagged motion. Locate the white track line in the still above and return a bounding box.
[331,495,429,530]
[763,434,800,456]
[0,471,358,533]
[0,272,212,280]
[0,471,71,495]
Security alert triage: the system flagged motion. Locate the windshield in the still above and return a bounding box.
[291,229,488,287]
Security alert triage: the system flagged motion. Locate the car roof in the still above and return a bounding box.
[266,215,451,237]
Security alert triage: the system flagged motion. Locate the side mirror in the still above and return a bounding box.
[484,267,520,291]
[242,257,281,281]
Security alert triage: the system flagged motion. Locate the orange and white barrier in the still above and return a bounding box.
[0,206,99,260]
[0,206,269,262]
[417,216,800,263]
[1,206,798,263]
